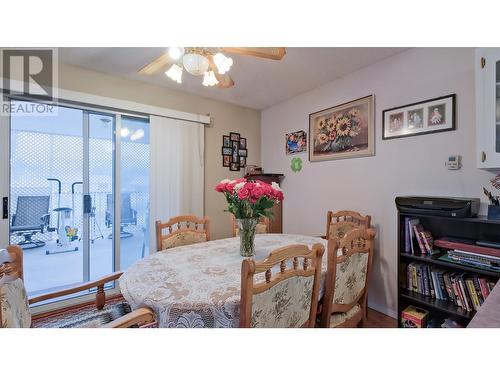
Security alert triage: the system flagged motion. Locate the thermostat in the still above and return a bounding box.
[445,155,461,170]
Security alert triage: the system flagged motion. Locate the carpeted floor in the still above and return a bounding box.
[32,295,157,328]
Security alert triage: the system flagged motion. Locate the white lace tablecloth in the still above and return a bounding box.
[119,234,328,328]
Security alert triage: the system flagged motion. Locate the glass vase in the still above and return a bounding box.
[237,218,259,257]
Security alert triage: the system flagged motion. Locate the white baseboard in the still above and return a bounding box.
[368,301,397,319]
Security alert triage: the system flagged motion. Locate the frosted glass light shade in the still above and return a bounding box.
[165,64,183,83]
[182,53,209,76]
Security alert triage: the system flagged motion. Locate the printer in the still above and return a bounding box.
[395,196,480,218]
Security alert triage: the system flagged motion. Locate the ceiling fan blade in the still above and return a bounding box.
[220,47,286,60]
[138,53,173,75]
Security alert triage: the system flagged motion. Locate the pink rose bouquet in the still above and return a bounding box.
[215,178,283,219]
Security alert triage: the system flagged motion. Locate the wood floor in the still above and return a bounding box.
[364,308,397,328]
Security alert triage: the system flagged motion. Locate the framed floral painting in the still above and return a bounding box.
[309,95,374,162]
[382,94,456,140]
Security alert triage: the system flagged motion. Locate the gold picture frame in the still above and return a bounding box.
[309,95,375,162]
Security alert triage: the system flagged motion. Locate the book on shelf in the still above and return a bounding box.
[404,217,411,253]
[420,230,435,253]
[404,217,438,255]
[407,218,420,254]
[438,252,500,272]
[403,262,497,313]
[434,238,500,258]
[413,223,425,254]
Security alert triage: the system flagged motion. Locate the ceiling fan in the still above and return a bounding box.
[138,47,286,88]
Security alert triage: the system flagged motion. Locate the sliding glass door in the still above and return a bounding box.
[6,101,114,296]
[0,98,150,303]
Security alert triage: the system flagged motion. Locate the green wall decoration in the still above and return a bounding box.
[291,157,302,172]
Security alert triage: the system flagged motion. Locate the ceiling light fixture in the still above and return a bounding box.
[182,53,209,76]
[202,70,219,87]
[165,63,183,83]
[167,47,185,60]
[213,53,233,75]
[141,47,287,89]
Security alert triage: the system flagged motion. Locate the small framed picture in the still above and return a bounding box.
[239,138,246,149]
[223,155,232,167]
[222,147,232,156]
[223,135,231,147]
[230,132,240,142]
[286,130,307,155]
[239,156,246,167]
[230,162,240,171]
[232,141,239,160]
[238,148,247,157]
[382,94,456,140]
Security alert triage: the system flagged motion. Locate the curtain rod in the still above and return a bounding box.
[1,85,211,125]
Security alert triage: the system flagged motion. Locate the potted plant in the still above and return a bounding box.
[215,178,284,256]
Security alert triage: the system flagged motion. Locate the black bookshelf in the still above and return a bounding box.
[397,211,500,328]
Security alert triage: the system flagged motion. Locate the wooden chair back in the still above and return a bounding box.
[326,210,371,240]
[231,214,270,237]
[156,215,210,251]
[320,227,376,328]
[240,243,324,328]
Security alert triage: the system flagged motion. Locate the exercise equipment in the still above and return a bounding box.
[46,178,78,255]
[10,196,51,249]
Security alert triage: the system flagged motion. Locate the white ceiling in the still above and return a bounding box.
[59,47,408,110]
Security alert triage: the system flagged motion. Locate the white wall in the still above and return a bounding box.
[261,48,499,317]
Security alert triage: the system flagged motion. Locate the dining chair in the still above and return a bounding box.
[240,243,324,328]
[231,214,270,237]
[0,245,155,328]
[156,215,210,251]
[325,210,371,240]
[320,227,376,328]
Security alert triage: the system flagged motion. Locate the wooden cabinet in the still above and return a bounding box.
[245,173,284,233]
[475,48,500,168]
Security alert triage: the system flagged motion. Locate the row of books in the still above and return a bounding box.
[446,250,500,271]
[434,238,500,272]
[404,218,435,255]
[405,262,496,312]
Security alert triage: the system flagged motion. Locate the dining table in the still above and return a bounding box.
[119,233,328,328]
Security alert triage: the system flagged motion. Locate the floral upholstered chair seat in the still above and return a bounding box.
[320,228,376,328]
[329,221,359,241]
[240,243,324,328]
[329,303,361,327]
[161,231,207,251]
[0,278,31,328]
[333,252,369,305]
[326,210,371,240]
[156,215,210,252]
[250,275,314,328]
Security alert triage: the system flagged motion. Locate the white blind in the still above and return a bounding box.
[149,116,204,250]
